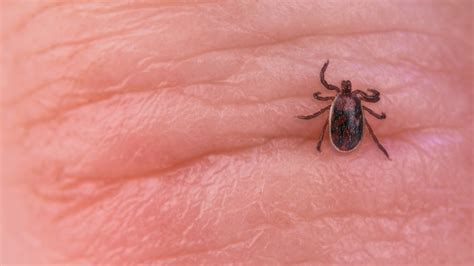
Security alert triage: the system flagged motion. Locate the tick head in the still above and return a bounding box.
[341,80,352,94]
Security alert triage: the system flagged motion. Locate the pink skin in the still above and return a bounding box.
[1,1,472,264]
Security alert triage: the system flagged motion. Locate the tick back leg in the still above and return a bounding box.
[363,106,386,119]
[296,105,331,120]
[313,92,335,101]
[316,119,329,152]
[320,60,340,92]
[365,118,390,159]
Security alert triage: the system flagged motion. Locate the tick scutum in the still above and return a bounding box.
[329,94,364,151]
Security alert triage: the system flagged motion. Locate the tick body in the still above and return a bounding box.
[329,94,364,152]
[297,60,390,159]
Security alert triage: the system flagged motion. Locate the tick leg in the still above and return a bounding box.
[296,105,331,120]
[354,89,380,97]
[363,106,386,119]
[320,60,340,92]
[316,119,329,152]
[365,119,390,159]
[354,89,380,102]
[360,96,380,103]
[313,92,335,101]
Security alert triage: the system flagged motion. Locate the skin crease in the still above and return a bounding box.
[1,0,473,264]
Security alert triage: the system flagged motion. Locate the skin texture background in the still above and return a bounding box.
[1,0,473,264]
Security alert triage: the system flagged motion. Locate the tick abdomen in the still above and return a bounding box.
[329,94,364,151]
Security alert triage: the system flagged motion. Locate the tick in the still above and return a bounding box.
[297,60,390,159]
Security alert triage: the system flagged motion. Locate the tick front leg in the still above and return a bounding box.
[363,106,386,119]
[296,105,331,120]
[354,89,380,97]
[316,119,329,152]
[320,60,340,92]
[365,119,390,159]
[354,89,380,102]
[313,92,335,101]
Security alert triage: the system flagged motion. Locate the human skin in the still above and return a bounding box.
[1,0,472,264]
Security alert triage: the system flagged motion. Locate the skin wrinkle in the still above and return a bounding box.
[12,4,180,55]
[6,38,466,139]
[3,1,466,105]
[3,29,447,108]
[17,121,447,184]
[2,0,472,264]
[327,218,408,253]
[150,229,316,264]
[26,145,418,264]
[7,46,252,123]
[19,6,248,59]
[161,29,451,70]
[4,27,466,130]
[74,1,220,15]
[14,80,233,129]
[26,126,466,226]
[10,69,462,143]
[30,83,462,179]
[41,184,122,223]
[28,25,158,57]
[2,1,68,39]
[23,16,438,58]
[10,82,460,149]
[1,77,81,107]
[143,230,267,264]
[32,139,274,222]
[1,11,468,137]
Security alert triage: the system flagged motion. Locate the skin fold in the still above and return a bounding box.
[1,0,472,264]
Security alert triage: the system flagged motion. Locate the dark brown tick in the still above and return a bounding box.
[297,60,390,159]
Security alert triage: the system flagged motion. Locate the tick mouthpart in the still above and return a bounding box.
[341,80,352,94]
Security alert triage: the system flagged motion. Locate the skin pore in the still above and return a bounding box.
[1,0,472,264]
